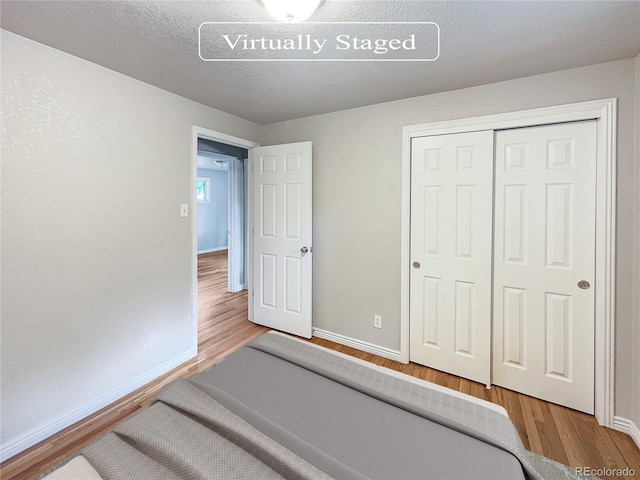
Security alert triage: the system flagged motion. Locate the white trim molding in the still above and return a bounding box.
[400,98,617,427]
[613,416,640,450]
[228,154,245,293]
[0,348,195,462]
[313,328,402,362]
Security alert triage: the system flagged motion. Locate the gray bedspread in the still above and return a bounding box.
[82,380,333,480]
[81,332,590,480]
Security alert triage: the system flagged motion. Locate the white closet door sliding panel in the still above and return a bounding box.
[493,121,597,414]
[410,131,494,385]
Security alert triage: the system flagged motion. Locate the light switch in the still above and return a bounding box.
[180,204,189,217]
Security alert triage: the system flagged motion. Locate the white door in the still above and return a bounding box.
[493,121,597,414]
[252,142,312,338]
[410,131,494,385]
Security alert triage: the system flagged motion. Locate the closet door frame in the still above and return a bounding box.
[400,98,617,427]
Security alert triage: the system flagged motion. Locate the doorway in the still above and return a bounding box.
[191,128,315,345]
[196,138,248,292]
[190,126,259,350]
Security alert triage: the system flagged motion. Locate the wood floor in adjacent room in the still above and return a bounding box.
[2,250,639,479]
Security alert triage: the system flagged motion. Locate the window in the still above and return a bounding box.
[196,177,210,203]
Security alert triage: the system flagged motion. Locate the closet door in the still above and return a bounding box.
[410,131,493,385]
[493,121,597,414]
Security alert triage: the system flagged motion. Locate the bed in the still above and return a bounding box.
[43,331,590,480]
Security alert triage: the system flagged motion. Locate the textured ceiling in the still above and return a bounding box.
[2,0,639,124]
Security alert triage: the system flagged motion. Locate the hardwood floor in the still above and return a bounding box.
[0,251,268,480]
[2,249,639,479]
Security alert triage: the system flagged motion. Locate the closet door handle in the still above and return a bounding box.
[578,280,590,290]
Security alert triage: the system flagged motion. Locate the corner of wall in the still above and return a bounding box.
[632,52,640,432]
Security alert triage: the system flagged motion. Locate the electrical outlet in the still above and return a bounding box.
[374,314,382,329]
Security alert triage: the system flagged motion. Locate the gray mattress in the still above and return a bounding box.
[79,332,588,480]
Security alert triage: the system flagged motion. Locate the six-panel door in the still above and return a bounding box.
[492,122,597,414]
[252,142,313,338]
[409,131,494,385]
[409,121,597,413]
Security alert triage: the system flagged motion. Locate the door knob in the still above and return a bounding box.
[300,246,309,254]
[578,280,590,290]
[413,261,421,269]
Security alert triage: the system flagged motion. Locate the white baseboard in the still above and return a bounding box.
[229,284,246,293]
[613,416,640,449]
[312,328,402,362]
[197,246,228,255]
[0,348,196,463]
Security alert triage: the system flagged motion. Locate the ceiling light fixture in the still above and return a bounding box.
[261,0,322,22]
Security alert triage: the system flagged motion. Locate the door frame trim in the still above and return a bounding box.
[191,126,259,349]
[400,98,617,427]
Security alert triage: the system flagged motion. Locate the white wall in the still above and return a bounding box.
[633,53,640,434]
[261,58,639,421]
[0,31,261,460]
[196,168,229,253]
